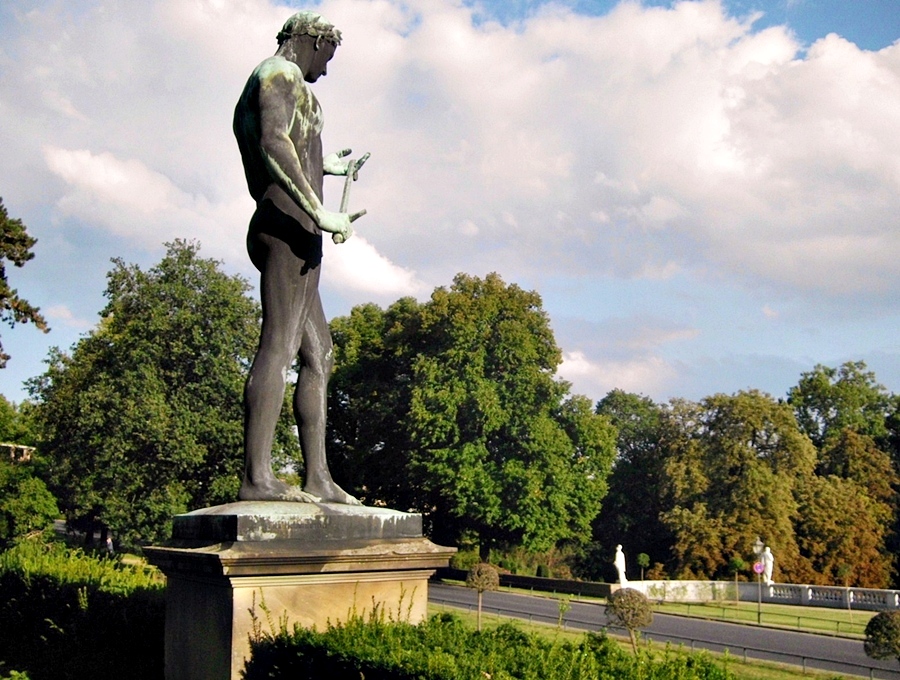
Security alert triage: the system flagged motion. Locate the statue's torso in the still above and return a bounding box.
[235,56,324,233]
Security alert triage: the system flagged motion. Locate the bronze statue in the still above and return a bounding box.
[234,11,367,504]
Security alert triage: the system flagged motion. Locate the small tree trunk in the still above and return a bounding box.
[629,628,638,654]
[477,591,483,631]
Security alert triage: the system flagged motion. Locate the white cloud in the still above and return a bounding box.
[45,304,93,330]
[559,350,677,400]
[42,145,249,264]
[6,0,897,305]
[323,234,429,299]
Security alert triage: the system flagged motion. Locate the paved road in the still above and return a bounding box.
[429,583,900,679]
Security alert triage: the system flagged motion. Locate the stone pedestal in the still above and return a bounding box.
[145,502,455,680]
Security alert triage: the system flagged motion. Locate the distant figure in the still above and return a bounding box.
[106,535,114,555]
[614,544,629,585]
[762,546,775,585]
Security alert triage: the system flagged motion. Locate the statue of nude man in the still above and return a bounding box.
[233,11,365,504]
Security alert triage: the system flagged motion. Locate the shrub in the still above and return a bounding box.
[606,587,654,653]
[0,540,164,680]
[449,549,480,571]
[244,611,734,680]
[536,564,550,578]
[865,611,900,664]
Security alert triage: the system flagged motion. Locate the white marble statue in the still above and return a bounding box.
[762,546,775,585]
[614,544,628,585]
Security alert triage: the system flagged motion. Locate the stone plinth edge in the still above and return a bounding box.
[170,501,422,543]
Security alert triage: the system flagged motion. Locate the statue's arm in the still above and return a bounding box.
[256,64,352,237]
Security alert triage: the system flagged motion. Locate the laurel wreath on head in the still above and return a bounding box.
[277,12,342,46]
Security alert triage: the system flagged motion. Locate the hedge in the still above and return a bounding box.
[0,541,165,680]
[244,610,735,680]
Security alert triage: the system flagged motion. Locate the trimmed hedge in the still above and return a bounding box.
[0,541,165,680]
[244,611,735,680]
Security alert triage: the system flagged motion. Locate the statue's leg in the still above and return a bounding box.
[297,291,360,505]
[240,230,311,502]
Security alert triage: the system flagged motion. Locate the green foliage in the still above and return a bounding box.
[466,562,500,593]
[450,549,481,571]
[28,240,298,547]
[0,459,58,544]
[0,395,38,446]
[727,557,745,575]
[0,198,49,369]
[243,611,734,680]
[585,363,899,587]
[660,391,816,582]
[591,390,674,579]
[536,564,550,578]
[795,474,893,587]
[328,273,616,556]
[864,611,900,664]
[606,587,653,653]
[789,361,892,449]
[0,540,164,680]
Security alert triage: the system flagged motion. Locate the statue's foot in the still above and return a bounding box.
[239,477,321,503]
[304,478,362,505]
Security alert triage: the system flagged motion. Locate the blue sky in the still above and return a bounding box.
[1,0,898,406]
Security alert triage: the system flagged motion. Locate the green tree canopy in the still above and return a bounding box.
[660,391,817,581]
[0,198,49,368]
[590,390,673,577]
[28,241,297,547]
[328,273,616,558]
[788,361,893,449]
[0,457,59,545]
[0,395,38,446]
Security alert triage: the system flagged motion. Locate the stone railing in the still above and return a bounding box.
[626,580,900,611]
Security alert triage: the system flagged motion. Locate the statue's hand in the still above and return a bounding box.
[317,208,366,244]
[324,149,371,177]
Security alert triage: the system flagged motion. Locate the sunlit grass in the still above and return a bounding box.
[429,601,858,679]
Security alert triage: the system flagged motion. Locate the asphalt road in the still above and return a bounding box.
[429,583,900,679]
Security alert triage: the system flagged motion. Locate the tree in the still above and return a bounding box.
[660,391,817,581]
[636,552,650,581]
[728,556,746,604]
[0,198,49,368]
[865,611,900,666]
[28,241,298,547]
[0,395,38,446]
[605,588,653,653]
[590,390,673,577]
[794,474,893,587]
[0,457,59,545]
[328,273,617,558]
[466,562,499,631]
[788,361,892,449]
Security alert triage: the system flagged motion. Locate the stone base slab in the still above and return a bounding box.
[145,502,455,680]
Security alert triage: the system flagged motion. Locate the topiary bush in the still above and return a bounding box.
[606,587,654,653]
[466,563,500,631]
[865,611,900,665]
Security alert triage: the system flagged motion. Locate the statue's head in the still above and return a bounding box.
[277,11,342,49]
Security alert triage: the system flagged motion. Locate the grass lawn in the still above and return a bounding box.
[651,600,873,638]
